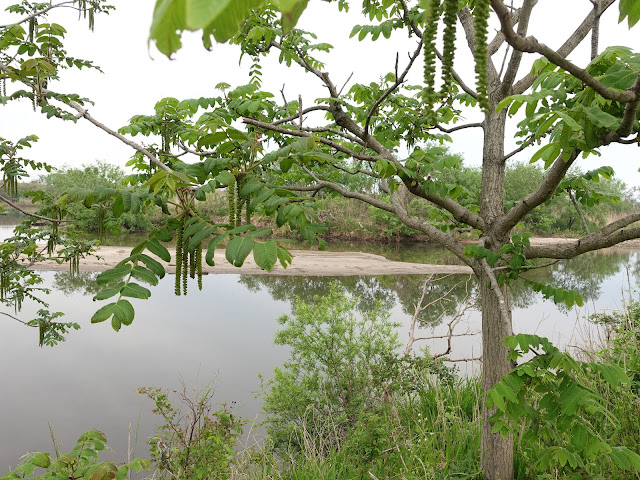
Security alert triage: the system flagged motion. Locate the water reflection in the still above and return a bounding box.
[52,272,101,297]
[239,250,639,327]
[2,246,639,472]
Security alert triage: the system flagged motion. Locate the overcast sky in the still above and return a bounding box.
[1,1,639,187]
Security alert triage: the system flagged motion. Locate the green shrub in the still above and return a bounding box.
[0,430,150,480]
[139,384,244,480]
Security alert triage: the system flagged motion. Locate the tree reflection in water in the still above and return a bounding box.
[239,249,640,327]
[49,248,640,328]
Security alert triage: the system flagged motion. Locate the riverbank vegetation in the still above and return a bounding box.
[8,158,636,244]
[4,286,640,480]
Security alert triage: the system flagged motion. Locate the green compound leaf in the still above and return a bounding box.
[253,239,278,271]
[120,282,151,299]
[96,264,132,286]
[225,235,255,267]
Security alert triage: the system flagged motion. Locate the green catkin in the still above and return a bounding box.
[69,253,79,277]
[28,17,35,42]
[472,0,491,112]
[245,194,251,225]
[88,8,94,31]
[1,270,7,301]
[196,243,203,290]
[189,249,196,279]
[236,188,243,228]
[39,322,45,347]
[175,215,184,296]
[182,230,188,295]
[422,0,441,118]
[440,0,459,96]
[228,181,236,227]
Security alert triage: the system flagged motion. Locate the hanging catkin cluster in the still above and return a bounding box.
[175,214,185,296]
[0,268,9,302]
[228,177,241,228]
[440,0,459,96]
[472,0,491,111]
[422,0,441,116]
[174,188,205,296]
[28,17,36,42]
[69,252,80,276]
[78,0,95,30]
[3,159,19,199]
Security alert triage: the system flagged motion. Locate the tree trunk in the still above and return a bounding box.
[480,108,515,480]
[480,273,514,480]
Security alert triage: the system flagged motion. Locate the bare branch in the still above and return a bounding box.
[436,122,484,134]
[589,0,603,60]
[66,100,171,173]
[0,310,34,327]
[500,0,536,92]
[301,126,366,146]
[0,192,69,223]
[568,189,590,233]
[274,105,332,126]
[488,5,523,55]
[243,117,381,161]
[0,1,76,29]
[444,357,482,363]
[497,0,621,98]
[338,72,354,96]
[294,168,397,213]
[364,40,423,140]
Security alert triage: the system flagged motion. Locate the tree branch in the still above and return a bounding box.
[498,0,620,98]
[567,189,590,233]
[500,0,536,93]
[242,117,380,161]
[458,6,500,87]
[0,192,70,223]
[388,187,470,263]
[274,105,332,126]
[364,40,423,140]
[0,310,34,327]
[0,1,76,29]
[66,100,171,173]
[436,122,484,134]
[402,179,487,231]
[525,212,640,259]
[495,149,580,235]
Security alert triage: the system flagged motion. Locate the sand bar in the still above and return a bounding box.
[24,246,474,276]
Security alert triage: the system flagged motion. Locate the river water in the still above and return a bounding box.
[1,223,639,470]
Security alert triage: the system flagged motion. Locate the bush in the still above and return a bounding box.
[138,384,244,480]
[0,430,150,480]
[260,282,456,461]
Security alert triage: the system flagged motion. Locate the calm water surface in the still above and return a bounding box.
[1,224,639,470]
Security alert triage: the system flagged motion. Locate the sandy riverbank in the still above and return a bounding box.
[21,237,640,276]
[23,246,473,276]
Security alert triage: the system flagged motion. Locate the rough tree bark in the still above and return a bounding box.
[479,106,514,480]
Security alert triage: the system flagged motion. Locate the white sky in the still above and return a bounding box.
[1,1,639,187]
